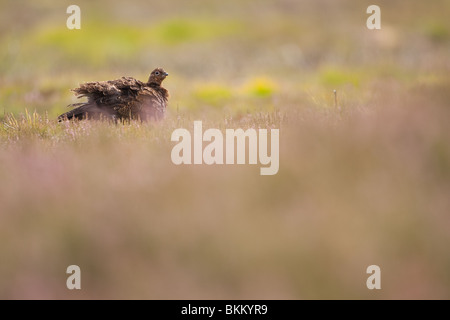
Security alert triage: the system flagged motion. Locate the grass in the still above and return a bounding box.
[0,0,450,299]
[1,81,449,299]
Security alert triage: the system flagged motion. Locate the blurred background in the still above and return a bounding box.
[1,0,449,117]
[0,0,449,299]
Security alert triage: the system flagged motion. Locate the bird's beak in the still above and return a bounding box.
[164,72,169,76]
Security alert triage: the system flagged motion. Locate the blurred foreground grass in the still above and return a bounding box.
[0,0,450,299]
[1,80,449,299]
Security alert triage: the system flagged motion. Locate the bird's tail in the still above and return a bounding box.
[58,103,109,121]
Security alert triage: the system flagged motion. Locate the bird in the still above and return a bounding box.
[58,68,169,121]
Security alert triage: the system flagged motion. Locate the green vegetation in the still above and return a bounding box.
[242,77,278,98]
[319,67,361,87]
[193,84,234,107]
[422,21,450,43]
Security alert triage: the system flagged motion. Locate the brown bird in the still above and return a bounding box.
[58,68,169,121]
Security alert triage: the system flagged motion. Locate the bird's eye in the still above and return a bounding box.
[155,71,160,75]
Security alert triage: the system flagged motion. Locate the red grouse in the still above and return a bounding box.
[58,68,169,121]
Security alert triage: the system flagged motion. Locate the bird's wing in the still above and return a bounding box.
[109,77,145,91]
[72,77,143,106]
[132,87,167,121]
[142,86,168,105]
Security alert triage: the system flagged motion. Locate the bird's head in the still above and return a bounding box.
[148,68,168,86]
